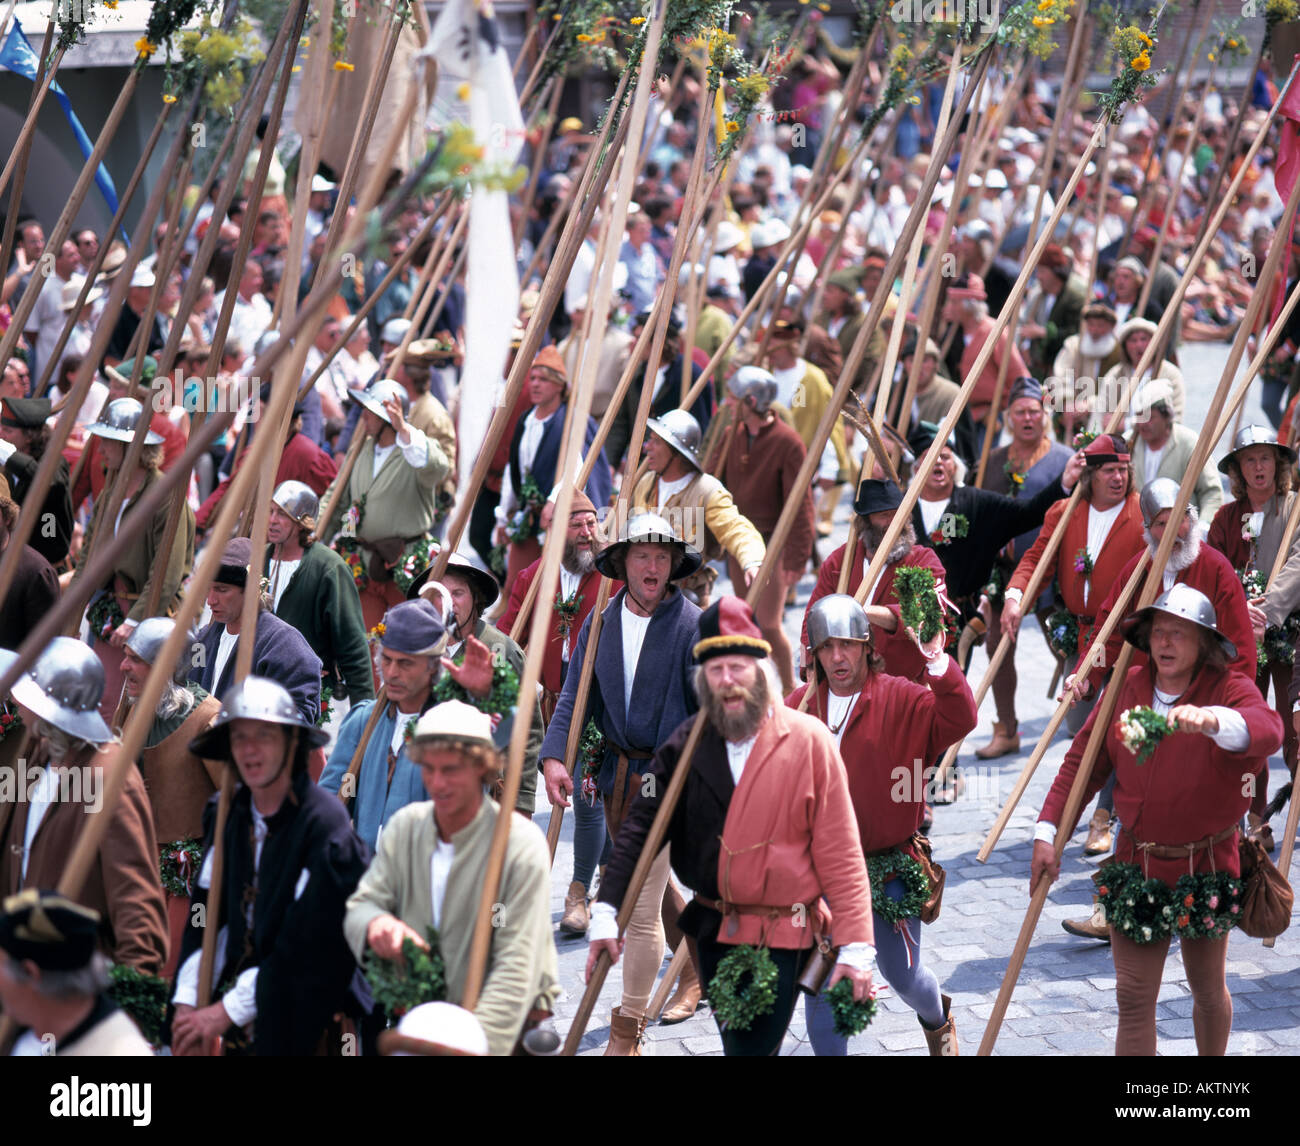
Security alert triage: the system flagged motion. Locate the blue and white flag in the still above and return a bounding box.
[0,23,121,219]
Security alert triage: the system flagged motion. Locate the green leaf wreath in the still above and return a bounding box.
[866,849,931,924]
[1046,608,1078,658]
[825,976,878,1039]
[983,563,1007,608]
[578,718,605,806]
[363,927,447,1021]
[505,474,548,545]
[708,944,779,1032]
[107,964,170,1047]
[87,592,126,643]
[892,565,945,643]
[1096,862,1243,944]
[158,838,204,898]
[1117,705,1175,765]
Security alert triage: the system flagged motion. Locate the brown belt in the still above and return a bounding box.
[1124,822,1238,860]
[607,745,653,829]
[693,894,817,941]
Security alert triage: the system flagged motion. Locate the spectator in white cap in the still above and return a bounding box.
[1127,379,1223,523]
[105,264,165,362]
[344,699,559,1056]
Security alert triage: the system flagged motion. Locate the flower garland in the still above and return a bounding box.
[1117,705,1174,765]
[107,964,170,1046]
[505,474,547,546]
[997,0,1075,60]
[1097,20,1163,124]
[1071,429,1098,450]
[488,544,508,583]
[928,512,969,547]
[825,976,879,1038]
[1073,547,1093,577]
[402,715,419,745]
[317,681,334,729]
[866,850,931,924]
[1003,458,1027,497]
[87,592,126,642]
[394,535,440,595]
[578,718,605,806]
[892,565,945,643]
[363,927,447,1020]
[432,644,521,717]
[1096,862,1242,944]
[158,838,204,898]
[0,707,23,745]
[983,563,1006,608]
[1046,608,1078,659]
[708,944,778,1032]
[554,588,585,644]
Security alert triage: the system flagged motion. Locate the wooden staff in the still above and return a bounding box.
[561,38,997,1057]
[932,63,1300,774]
[513,78,564,249]
[978,220,1273,1056]
[459,0,670,1014]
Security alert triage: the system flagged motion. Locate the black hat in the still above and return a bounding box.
[853,478,903,517]
[407,552,499,609]
[0,397,51,429]
[634,304,686,336]
[0,889,100,971]
[906,420,956,456]
[215,536,253,587]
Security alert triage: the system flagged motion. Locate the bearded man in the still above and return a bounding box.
[802,478,949,683]
[588,597,876,1057]
[1050,302,1124,441]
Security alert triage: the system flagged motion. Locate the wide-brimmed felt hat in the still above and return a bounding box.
[595,512,701,582]
[853,478,903,518]
[406,551,499,609]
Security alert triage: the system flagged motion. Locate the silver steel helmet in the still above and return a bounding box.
[272,480,320,531]
[728,366,778,414]
[645,409,702,470]
[1137,478,1184,527]
[806,594,871,653]
[347,377,410,425]
[10,637,112,744]
[1120,584,1236,661]
[380,317,413,346]
[594,511,702,582]
[85,397,164,444]
[124,617,190,683]
[188,675,328,758]
[1218,424,1299,474]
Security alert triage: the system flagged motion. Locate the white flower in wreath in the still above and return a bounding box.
[1241,512,1262,543]
[339,503,360,540]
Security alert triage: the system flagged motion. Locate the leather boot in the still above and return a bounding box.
[1247,813,1276,854]
[559,881,590,937]
[604,1007,645,1056]
[1082,807,1114,855]
[659,953,703,1025]
[1062,897,1111,942]
[920,994,958,1056]
[976,720,1020,760]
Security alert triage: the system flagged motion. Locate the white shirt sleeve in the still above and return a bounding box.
[1033,821,1057,844]
[924,653,951,677]
[834,941,877,971]
[589,900,619,941]
[396,423,429,468]
[0,439,15,465]
[1205,707,1250,752]
[220,968,260,1027]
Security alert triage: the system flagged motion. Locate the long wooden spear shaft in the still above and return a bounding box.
[460,0,670,1014]
[978,210,1272,1055]
[428,69,634,579]
[561,37,995,1058]
[979,268,1300,859]
[933,63,1300,772]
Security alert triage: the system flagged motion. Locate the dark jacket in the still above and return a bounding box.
[911,476,1065,604]
[605,357,714,473]
[179,771,371,1055]
[540,586,701,799]
[190,610,323,722]
[508,403,613,511]
[3,448,73,564]
[0,542,59,647]
[269,541,374,703]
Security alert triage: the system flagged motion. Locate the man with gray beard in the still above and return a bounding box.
[802,478,951,683]
[1049,302,1124,441]
[1056,479,1256,938]
[118,618,223,977]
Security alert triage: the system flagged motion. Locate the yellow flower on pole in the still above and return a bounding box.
[1131,51,1150,71]
[457,82,471,101]
[630,15,645,24]
[577,32,593,42]
[162,93,177,104]
[1032,15,1053,24]
[333,60,355,71]
[725,120,740,134]
[135,38,158,60]
[103,0,119,8]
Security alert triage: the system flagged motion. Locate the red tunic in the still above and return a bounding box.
[1039,663,1282,885]
[498,561,617,695]
[1080,545,1256,695]
[788,656,977,865]
[1007,493,1145,627]
[801,540,948,682]
[195,430,338,532]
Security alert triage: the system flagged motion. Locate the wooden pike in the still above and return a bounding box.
[933,60,1300,776]
[977,205,1277,1054]
[460,0,670,1015]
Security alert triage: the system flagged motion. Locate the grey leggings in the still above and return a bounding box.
[572,790,611,890]
[804,878,946,1054]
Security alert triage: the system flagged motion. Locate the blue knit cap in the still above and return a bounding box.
[380,600,447,656]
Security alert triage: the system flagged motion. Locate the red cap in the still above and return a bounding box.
[1082,433,1129,465]
[693,596,772,663]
